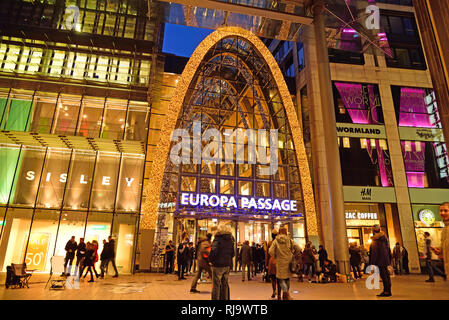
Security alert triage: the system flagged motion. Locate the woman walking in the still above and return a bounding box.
[82,242,96,282]
[303,241,317,283]
[268,227,301,300]
[349,242,362,279]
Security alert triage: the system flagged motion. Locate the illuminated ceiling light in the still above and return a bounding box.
[83,115,87,119]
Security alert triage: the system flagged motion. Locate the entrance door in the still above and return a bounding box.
[237,221,270,245]
[347,228,362,246]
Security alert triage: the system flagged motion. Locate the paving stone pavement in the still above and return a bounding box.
[1,272,448,300]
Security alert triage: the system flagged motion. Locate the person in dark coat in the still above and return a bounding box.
[303,241,317,282]
[251,242,257,276]
[165,240,175,274]
[239,241,252,281]
[190,233,212,293]
[318,245,328,271]
[208,224,235,300]
[99,239,109,279]
[64,236,77,276]
[75,238,86,274]
[81,242,96,282]
[401,245,409,274]
[369,225,392,297]
[349,242,362,279]
[177,239,189,280]
[107,236,119,278]
[321,259,337,283]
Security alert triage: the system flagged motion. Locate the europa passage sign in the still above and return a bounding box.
[177,192,300,216]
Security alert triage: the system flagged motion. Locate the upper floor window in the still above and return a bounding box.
[333,82,384,125]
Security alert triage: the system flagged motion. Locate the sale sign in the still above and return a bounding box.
[25,233,50,271]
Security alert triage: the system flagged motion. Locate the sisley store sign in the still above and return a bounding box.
[179,192,298,212]
[25,171,135,187]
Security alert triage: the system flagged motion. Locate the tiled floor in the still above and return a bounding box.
[1,272,448,300]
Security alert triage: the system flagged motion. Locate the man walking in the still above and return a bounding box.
[240,241,252,281]
[369,225,392,297]
[424,232,446,282]
[177,239,189,280]
[63,236,77,276]
[75,237,86,275]
[208,224,235,300]
[392,242,403,275]
[107,236,119,278]
[190,233,212,293]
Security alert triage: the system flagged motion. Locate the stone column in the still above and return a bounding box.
[312,0,350,273]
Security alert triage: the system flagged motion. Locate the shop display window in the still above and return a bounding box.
[339,137,394,187]
[0,145,21,204]
[111,213,138,274]
[78,99,104,138]
[401,140,449,188]
[63,150,96,210]
[30,93,57,134]
[333,82,384,125]
[36,148,72,209]
[10,146,46,207]
[392,86,440,128]
[101,101,126,140]
[53,95,82,136]
[115,154,144,213]
[0,208,33,271]
[53,211,87,258]
[125,102,150,142]
[90,152,121,211]
[25,210,59,273]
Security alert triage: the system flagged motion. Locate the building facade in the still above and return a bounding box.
[0,0,158,274]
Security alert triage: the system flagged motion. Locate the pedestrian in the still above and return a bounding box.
[63,236,77,276]
[208,224,235,300]
[266,229,279,299]
[392,242,403,275]
[99,239,109,279]
[318,245,328,271]
[303,241,317,283]
[439,202,449,278]
[236,243,242,271]
[268,227,301,300]
[190,233,212,293]
[320,259,337,283]
[185,242,194,275]
[369,225,392,297]
[251,242,257,276]
[81,242,96,282]
[349,242,362,279]
[107,236,119,278]
[165,240,175,274]
[89,240,100,279]
[177,239,189,280]
[424,232,446,282]
[75,237,86,275]
[361,244,370,273]
[401,245,409,274]
[240,240,252,281]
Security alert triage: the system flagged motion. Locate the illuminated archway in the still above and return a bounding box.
[142,26,318,237]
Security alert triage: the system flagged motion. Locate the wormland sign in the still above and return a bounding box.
[336,123,386,139]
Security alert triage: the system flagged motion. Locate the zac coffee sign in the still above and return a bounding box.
[336,123,386,139]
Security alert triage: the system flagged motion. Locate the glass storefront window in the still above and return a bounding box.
[220,179,234,194]
[54,95,81,135]
[101,101,126,140]
[401,140,449,188]
[78,98,105,138]
[0,208,33,271]
[333,82,384,125]
[63,150,96,210]
[238,181,252,196]
[111,213,138,274]
[25,209,59,273]
[0,145,21,205]
[0,92,33,132]
[339,137,394,187]
[36,148,72,209]
[392,86,440,128]
[116,154,144,212]
[125,102,149,142]
[54,211,87,257]
[90,152,121,211]
[10,146,46,207]
[181,176,197,192]
[30,93,57,134]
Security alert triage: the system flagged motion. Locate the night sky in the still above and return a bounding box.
[162,23,213,57]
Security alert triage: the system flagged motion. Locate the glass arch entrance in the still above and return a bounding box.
[142,27,317,267]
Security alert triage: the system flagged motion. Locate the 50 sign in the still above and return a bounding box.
[25,233,50,271]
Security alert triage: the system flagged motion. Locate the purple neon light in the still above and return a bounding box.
[398,87,435,128]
